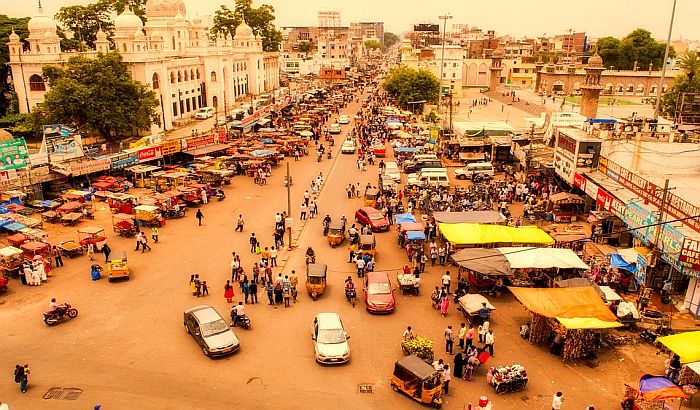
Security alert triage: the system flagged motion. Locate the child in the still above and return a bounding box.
[201,281,209,296]
[478,324,485,343]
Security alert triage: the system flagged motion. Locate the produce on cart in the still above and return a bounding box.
[397,273,418,296]
[487,364,528,394]
[57,241,84,258]
[458,294,496,324]
[401,336,434,362]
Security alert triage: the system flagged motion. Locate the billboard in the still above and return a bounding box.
[0,138,30,171]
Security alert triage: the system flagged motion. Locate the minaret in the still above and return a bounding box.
[580,53,605,119]
[489,48,504,90]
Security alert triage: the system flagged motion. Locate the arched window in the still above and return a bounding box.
[170,72,175,84]
[190,69,195,81]
[122,43,127,52]
[184,70,189,81]
[212,96,218,108]
[177,71,182,82]
[29,74,45,91]
[210,71,217,82]
[196,69,200,79]
[152,73,160,89]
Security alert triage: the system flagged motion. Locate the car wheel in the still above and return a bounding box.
[185,323,190,334]
[202,347,210,357]
[458,175,466,180]
[392,383,399,392]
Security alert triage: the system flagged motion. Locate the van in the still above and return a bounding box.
[384,161,401,182]
[195,107,214,120]
[406,168,449,187]
[454,162,495,180]
[404,158,443,173]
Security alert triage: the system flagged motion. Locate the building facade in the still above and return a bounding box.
[8,0,280,133]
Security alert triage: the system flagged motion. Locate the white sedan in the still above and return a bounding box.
[329,123,342,134]
[341,140,356,154]
[338,115,350,124]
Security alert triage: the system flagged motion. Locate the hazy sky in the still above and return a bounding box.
[6,0,700,40]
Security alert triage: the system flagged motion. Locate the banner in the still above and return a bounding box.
[182,135,215,151]
[161,140,181,156]
[69,158,111,176]
[42,124,75,138]
[0,138,30,171]
[137,146,163,162]
[680,238,700,271]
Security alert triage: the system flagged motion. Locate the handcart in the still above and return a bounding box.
[397,273,418,296]
[57,241,84,258]
[458,294,496,324]
[488,364,528,394]
[61,212,83,226]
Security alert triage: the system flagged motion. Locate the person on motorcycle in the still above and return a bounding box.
[322,215,332,231]
[345,276,355,291]
[48,298,59,314]
[305,246,316,263]
[348,224,359,243]
[317,144,325,154]
[230,301,245,327]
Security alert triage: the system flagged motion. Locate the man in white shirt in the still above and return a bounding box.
[355,257,366,277]
[230,302,246,327]
[441,271,451,294]
[551,391,564,410]
[484,329,495,356]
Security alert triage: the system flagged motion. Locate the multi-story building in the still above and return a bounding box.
[8,0,279,133]
[350,22,384,44]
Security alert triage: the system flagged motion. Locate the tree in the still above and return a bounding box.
[297,40,313,54]
[0,15,30,116]
[596,36,621,68]
[211,0,282,52]
[30,52,159,139]
[596,29,674,70]
[384,32,400,48]
[660,73,700,120]
[55,0,147,49]
[364,40,381,51]
[383,66,439,108]
[677,51,700,83]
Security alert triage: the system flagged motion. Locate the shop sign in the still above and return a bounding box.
[635,253,648,284]
[161,140,181,156]
[610,197,626,218]
[241,110,262,128]
[137,146,163,162]
[596,188,613,211]
[217,129,227,141]
[183,135,214,151]
[573,172,586,191]
[0,138,30,171]
[110,153,138,169]
[0,170,18,184]
[680,238,700,271]
[553,154,574,185]
[69,158,111,176]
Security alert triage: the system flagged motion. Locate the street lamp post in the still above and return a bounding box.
[437,14,452,128]
[653,0,677,120]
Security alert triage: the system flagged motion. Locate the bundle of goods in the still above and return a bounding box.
[401,337,434,362]
[488,364,528,394]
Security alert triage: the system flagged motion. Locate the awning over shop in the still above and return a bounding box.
[439,223,554,245]
[630,375,688,401]
[432,211,505,224]
[656,331,700,363]
[452,247,588,275]
[549,192,584,203]
[184,144,231,156]
[509,286,621,329]
[450,248,511,276]
[395,213,416,224]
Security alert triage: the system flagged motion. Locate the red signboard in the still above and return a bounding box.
[596,188,613,211]
[680,238,700,271]
[241,111,262,128]
[183,135,215,151]
[573,172,586,190]
[137,145,163,162]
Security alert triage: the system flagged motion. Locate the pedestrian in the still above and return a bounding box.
[265,281,274,304]
[249,281,258,304]
[19,364,29,393]
[201,280,209,296]
[224,280,234,303]
[282,275,291,307]
[458,322,467,350]
[235,214,244,232]
[102,243,111,263]
[249,233,258,253]
[438,245,446,265]
[300,202,307,220]
[466,323,474,348]
[440,294,450,317]
[445,325,454,354]
[464,354,477,381]
[52,246,63,267]
[270,246,278,267]
[453,352,464,379]
[242,280,249,303]
[484,329,495,356]
[87,242,95,261]
[14,364,24,389]
[419,253,427,273]
[442,365,451,394]
[151,226,159,243]
[195,209,204,226]
[139,233,151,253]
[355,255,366,277]
[430,247,437,265]
[441,271,451,294]
[552,392,564,410]
[194,274,201,297]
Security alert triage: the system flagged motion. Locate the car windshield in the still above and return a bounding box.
[368,282,391,295]
[200,319,230,337]
[317,328,346,344]
[368,213,383,220]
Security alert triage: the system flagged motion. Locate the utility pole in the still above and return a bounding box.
[525,123,535,182]
[437,14,452,129]
[652,179,671,280]
[653,0,677,120]
[286,161,292,250]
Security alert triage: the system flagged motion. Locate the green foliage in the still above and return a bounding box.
[424,110,439,124]
[364,40,381,50]
[211,0,282,52]
[55,0,146,48]
[383,66,439,108]
[297,40,313,54]
[677,51,700,82]
[384,32,400,48]
[0,15,30,116]
[31,52,159,139]
[597,29,674,70]
[660,73,700,120]
[0,113,27,128]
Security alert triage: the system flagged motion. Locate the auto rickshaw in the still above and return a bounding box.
[305,263,327,301]
[326,221,346,247]
[106,251,129,281]
[359,234,377,260]
[364,188,380,208]
[391,355,443,408]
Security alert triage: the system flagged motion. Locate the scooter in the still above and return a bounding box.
[317,152,322,162]
[640,325,672,343]
[43,303,78,326]
[345,288,356,307]
[216,190,226,201]
[327,151,332,159]
[233,313,251,329]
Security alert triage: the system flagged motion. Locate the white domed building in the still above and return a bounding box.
[8,0,280,133]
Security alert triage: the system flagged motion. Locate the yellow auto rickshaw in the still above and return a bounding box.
[364,188,380,208]
[107,251,130,281]
[326,221,346,247]
[305,263,327,301]
[391,355,443,408]
[359,234,376,260]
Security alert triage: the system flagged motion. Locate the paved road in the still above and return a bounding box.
[0,95,664,409]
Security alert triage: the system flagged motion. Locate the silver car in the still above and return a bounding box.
[312,312,350,364]
[184,305,240,357]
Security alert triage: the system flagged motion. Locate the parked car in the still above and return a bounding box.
[454,162,495,180]
[355,206,389,232]
[384,161,401,183]
[338,115,350,124]
[341,139,356,154]
[184,305,240,357]
[329,123,342,134]
[364,271,396,313]
[195,107,214,120]
[311,312,351,364]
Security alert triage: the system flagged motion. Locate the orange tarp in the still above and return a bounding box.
[509,286,619,324]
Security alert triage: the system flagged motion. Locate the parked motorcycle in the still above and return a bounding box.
[345,288,356,307]
[640,325,672,343]
[327,151,332,159]
[284,176,293,187]
[43,303,78,326]
[164,208,186,219]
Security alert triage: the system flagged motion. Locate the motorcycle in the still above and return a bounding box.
[43,303,78,326]
[231,312,251,329]
[306,254,316,265]
[317,152,322,162]
[216,190,226,201]
[322,221,330,236]
[345,288,356,307]
[327,151,332,159]
[640,325,672,343]
[164,208,186,219]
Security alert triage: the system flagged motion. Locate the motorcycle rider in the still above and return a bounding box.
[230,301,246,327]
[322,215,332,228]
[305,246,316,263]
[344,276,356,301]
[48,298,59,315]
[348,224,359,244]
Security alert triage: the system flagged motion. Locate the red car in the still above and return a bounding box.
[364,271,396,313]
[355,207,389,232]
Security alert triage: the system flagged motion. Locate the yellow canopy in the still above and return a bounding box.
[509,286,620,329]
[657,331,700,363]
[439,223,554,245]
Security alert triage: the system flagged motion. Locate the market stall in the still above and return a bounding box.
[439,223,554,248]
[657,332,700,387]
[623,375,687,410]
[547,192,585,223]
[432,211,506,225]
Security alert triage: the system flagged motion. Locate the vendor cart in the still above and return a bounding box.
[106,193,137,214]
[397,273,418,296]
[57,241,84,258]
[112,214,138,237]
[0,246,24,278]
[488,364,528,394]
[20,240,52,262]
[61,212,83,226]
[41,211,60,224]
[134,205,162,228]
[6,233,30,247]
[458,294,496,324]
[400,336,434,362]
[78,226,107,248]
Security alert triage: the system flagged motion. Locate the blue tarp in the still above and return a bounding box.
[0,208,10,214]
[585,118,617,124]
[0,219,10,227]
[610,253,638,273]
[394,147,419,153]
[250,150,275,157]
[395,213,417,224]
[406,231,426,241]
[261,139,274,144]
[4,222,26,231]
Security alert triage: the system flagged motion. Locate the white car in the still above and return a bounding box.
[195,107,214,120]
[338,115,350,124]
[341,140,356,154]
[312,313,350,364]
[383,161,401,183]
[329,123,342,134]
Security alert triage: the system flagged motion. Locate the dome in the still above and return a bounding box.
[28,6,57,36]
[134,29,145,39]
[145,0,186,18]
[43,30,58,39]
[96,30,108,40]
[115,9,143,32]
[151,31,163,40]
[235,21,254,39]
[588,53,603,67]
[174,12,185,23]
[9,30,20,41]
